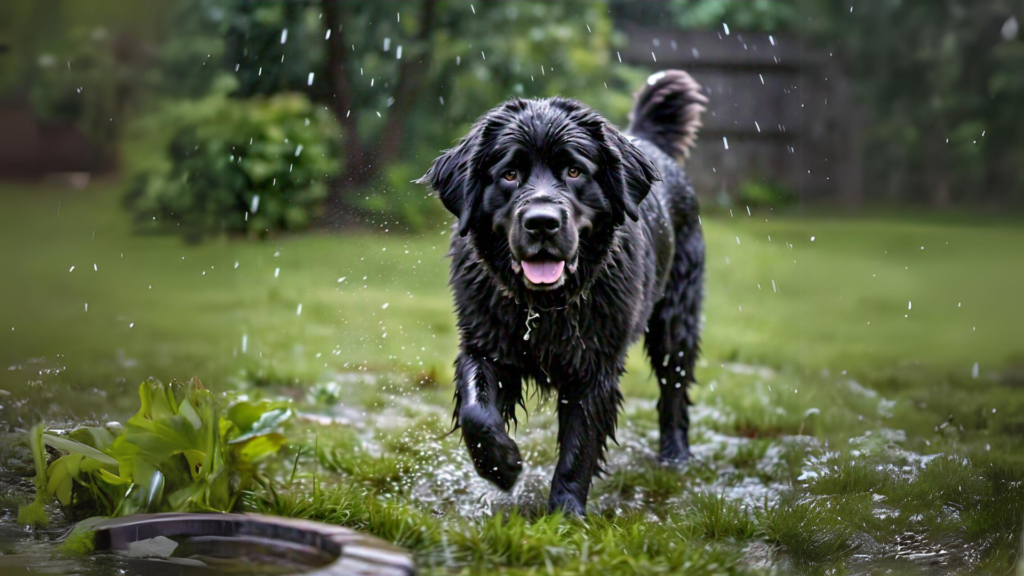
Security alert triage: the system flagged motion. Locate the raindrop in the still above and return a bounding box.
[396,45,402,59]
[307,72,314,86]
[382,303,389,309]
[251,195,260,214]
[93,263,98,272]
[69,266,75,272]
[384,37,391,51]
[280,28,288,44]
[274,267,280,278]
[723,22,730,35]
[295,144,304,157]
[722,136,729,150]
[769,35,776,46]
[241,334,248,354]
[297,304,303,316]
[1002,15,1018,40]
[325,29,331,40]
[908,301,912,310]
[972,362,980,378]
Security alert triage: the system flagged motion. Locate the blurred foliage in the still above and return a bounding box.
[124,80,341,241]
[809,0,1024,205]
[736,178,797,208]
[123,0,646,234]
[653,0,1024,205]
[1,1,173,157]
[27,28,129,157]
[317,0,646,229]
[20,0,645,236]
[6,0,1022,224]
[668,0,799,31]
[18,378,291,526]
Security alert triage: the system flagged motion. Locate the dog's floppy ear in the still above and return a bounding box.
[598,126,660,224]
[416,124,484,237]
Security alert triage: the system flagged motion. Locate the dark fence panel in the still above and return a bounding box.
[617,24,863,206]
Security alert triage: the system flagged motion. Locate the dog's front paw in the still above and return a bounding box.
[659,433,692,466]
[548,491,586,516]
[460,404,522,491]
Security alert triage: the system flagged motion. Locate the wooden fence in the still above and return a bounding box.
[618,24,864,206]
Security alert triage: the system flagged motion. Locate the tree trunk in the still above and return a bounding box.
[320,0,437,227]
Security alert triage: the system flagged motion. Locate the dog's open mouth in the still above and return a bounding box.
[521,260,565,285]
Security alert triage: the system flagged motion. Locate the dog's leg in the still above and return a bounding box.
[549,379,622,515]
[454,351,523,491]
[646,225,704,464]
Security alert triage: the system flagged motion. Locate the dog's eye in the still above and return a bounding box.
[502,170,517,182]
[567,167,581,179]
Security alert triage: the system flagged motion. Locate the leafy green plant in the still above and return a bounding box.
[125,84,341,241]
[18,378,292,527]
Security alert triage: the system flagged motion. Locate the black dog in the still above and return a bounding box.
[419,70,708,515]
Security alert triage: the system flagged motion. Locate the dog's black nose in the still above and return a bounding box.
[522,205,562,235]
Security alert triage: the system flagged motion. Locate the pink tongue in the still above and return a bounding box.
[521,260,565,284]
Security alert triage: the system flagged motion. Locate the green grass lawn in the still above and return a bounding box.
[2,180,1024,574]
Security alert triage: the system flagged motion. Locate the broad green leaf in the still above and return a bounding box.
[65,451,83,479]
[145,470,165,511]
[96,468,132,485]
[178,396,203,430]
[167,481,204,511]
[136,379,178,421]
[225,399,290,434]
[67,426,115,451]
[42,433,118,466]
[180,449,207,480]
[122,415,200,461]
[231,433,287,463]
[229,407,293,444]
[46,455,81,506]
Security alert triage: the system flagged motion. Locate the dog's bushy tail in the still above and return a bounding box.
[626,70,708,164]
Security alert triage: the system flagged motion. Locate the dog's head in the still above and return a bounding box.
[419,97,658,293]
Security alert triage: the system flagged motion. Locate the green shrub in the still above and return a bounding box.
[736,179,798,208]
[125,84,341,241]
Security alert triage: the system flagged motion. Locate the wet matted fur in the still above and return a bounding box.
[419,70,709,515]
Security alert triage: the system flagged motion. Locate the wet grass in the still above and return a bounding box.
[2,180,1024,574]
